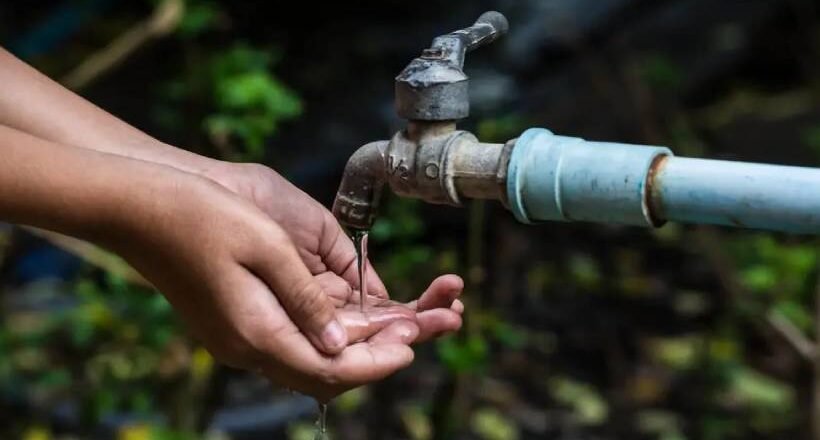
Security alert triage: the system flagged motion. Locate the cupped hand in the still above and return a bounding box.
[204,161,465,345]
[112,162,461,401]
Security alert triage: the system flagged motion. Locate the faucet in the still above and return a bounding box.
[332,11,512,231]
[334,12,820,235]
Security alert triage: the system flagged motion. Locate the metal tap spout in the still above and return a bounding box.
[331,140,389,231]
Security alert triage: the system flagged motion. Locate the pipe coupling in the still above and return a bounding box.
[507,128,673,227]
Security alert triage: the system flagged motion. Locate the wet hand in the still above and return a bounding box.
[103,164,458,401]
[204,162,465,345]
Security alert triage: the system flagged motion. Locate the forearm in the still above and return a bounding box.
[0,47,217,175]
[0,124,169,245]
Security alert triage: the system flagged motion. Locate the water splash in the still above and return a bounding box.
[352,230,369,312]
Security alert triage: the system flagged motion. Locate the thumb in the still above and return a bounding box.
[250,227,348,355]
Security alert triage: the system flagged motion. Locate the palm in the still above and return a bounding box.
[210,163,464,343]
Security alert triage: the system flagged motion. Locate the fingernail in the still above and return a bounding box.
[321,320,347,351]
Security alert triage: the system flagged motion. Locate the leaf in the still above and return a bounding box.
[729,367,793,409]
[335,387,366,414]
[436,334,489,374]
[549,376,608,425]
[177,2,220,37]
[470,407,519,440]
[647,335,700,371]
[568,254,601,290]
[21,426,51,440]
[772,300,813,334]
[400,405,432,440]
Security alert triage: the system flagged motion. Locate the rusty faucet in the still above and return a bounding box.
[333,12,820,235]
[332,11,512,231]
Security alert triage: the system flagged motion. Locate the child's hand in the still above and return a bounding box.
[204,161,465,344]
[110,163,461,401]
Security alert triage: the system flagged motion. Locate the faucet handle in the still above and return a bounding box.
[395,11,509,121]
[435,11,509,68]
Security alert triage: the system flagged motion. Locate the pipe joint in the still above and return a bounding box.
[507,128,673,227]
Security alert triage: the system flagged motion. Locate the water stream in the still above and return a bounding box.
[351,230,369,312]
[314,402,329,439]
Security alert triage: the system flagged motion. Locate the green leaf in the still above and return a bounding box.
[549,376,608,425]
[568,254,601,290]
[436,335,489,374]
[725,366,794,411]
[772,301,813,334]
[470,407,520,440]
[178,2,220,38]
[647,336,700,371]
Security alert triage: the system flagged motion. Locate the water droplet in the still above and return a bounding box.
[314,402,329,439]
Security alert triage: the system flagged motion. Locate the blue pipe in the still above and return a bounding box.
[507,128,820,234]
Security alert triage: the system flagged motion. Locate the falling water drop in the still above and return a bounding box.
[314,402,329,440]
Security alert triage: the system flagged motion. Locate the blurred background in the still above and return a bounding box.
[2,0,820,439]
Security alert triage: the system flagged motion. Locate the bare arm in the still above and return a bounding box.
[0,124,157,241]
[0,50,466,398]
[0,125,441,400]
[0,47,215,174]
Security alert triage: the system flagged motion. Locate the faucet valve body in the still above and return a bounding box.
[333,12,511,231]
[385,123,508,207]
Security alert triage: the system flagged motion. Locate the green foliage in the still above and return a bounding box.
[370,197,426,244]
[720,365,796,433]
[647,335,701,371]
[548,376,609,425]
[287,422,318,440]
[335,387,367,414]
[203,45,301,157]
[801,125,820,159]
[470,407,519,440]
[480,313,528,350]
[568,253,601,290]
[731,235,816,295]
[400,404,433,440]
[369,197,436,302]
[157,8,302,162]
[636,54,684,91]
[177,1,221,38]
[436,334,489,374]
[728,234,817,336]
[637,410,686,440]
[117,423,205,440]
[476,115,529,143]
[0,270,189,428]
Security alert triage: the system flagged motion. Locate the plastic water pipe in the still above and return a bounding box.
[507,128,820,234]
[332,12,820,236]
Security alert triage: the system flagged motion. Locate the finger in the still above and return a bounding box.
[414,309,463,343]
[228,264,414,402]
[364,259,389,298]
[328,341,415,385]
[412,274,464,311]
[318,212,389,299]
[267,339,415,402]
[337,305,416,343]
[368,320,420,345]
[248,225,347,355]
[314,271,352,307]
[317,212,387,296]
[451,299,465,314]
[339,255,388,299]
